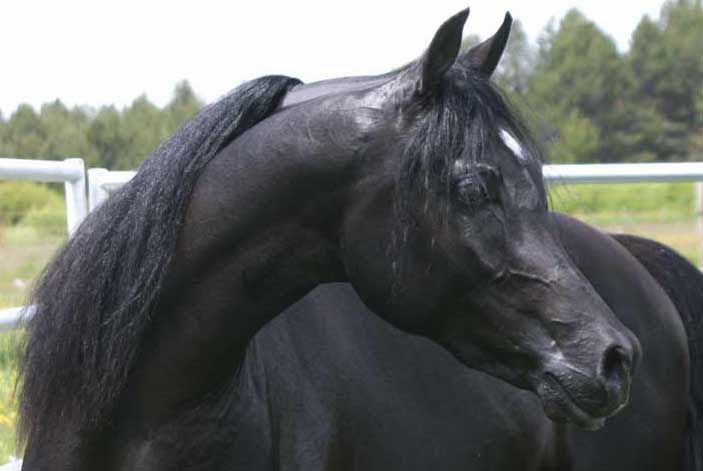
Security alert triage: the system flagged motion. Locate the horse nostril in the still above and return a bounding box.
[601,345,631,383]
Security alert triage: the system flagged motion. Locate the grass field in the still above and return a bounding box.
[0,181,699,463]
[549,182,701,264]
[0,332,20,463]
[0,217,65,462]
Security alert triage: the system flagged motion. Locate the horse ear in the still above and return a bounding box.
[415,8,470,96]
[459,12,512,78]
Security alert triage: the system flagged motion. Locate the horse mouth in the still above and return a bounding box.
[536,373,616,431]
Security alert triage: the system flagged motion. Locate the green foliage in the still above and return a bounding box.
[3,106,44,158]
[0,332,20,463]
[494,20,534,96]
[21,199,67,238]
[166,81,202,131]
[514,2,702,164]
[527,10,624,163]
[0,332,21,372]
[692,86,703,157]
[0,82,203,170]
[619,1,703,162]
[0,182,63,225]
[0,367,18,463]
[86,106,128,169]
[548,110,601,163]
[118,95,172,170]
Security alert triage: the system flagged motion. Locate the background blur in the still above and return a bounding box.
[0,0,700,462]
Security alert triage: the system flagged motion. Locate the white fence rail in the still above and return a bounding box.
[2,159,703,331]
[0,158,87,234]
[543,162,703,184]
[87,168,136,211]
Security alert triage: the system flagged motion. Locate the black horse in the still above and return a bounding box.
[17,8,694,470]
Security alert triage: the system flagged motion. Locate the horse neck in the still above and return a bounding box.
[117,111,357,433]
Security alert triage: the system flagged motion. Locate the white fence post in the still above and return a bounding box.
[63,158,87,235]
[87,168,109,211]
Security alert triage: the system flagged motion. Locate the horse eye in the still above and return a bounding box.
[455,177,483,205]
[454,168,502,207]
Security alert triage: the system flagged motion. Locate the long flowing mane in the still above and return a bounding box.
[18,75,301,445]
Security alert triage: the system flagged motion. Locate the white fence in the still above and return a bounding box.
[543,162,703,184]
[0,158,87,235]
[2,158,703,331]
[87,168,136,211]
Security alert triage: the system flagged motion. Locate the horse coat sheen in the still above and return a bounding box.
[17,7,700,471]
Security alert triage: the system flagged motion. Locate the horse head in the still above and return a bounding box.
[333,9,641,430]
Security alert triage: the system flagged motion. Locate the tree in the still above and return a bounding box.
[618,0,703,161]
[549,109,601,163]
[165,80,203,131]
[527,10,625,163]
[0,111,9,155]
[37,100,96,163]
[3,104,45,158]
[494,20,534,96]
[116,95,169,169]
[692,85,703,158]
[86,106,127,169]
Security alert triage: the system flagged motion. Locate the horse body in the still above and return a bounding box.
[103,213,693,471]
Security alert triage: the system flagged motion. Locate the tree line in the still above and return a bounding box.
[0,0,700,169]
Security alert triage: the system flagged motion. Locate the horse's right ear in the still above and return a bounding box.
[458,12,512,78]
[412,8,470,97]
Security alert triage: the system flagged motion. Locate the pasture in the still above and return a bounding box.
[0,180,699,463]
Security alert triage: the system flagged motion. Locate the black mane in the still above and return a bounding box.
[18,75,301,445]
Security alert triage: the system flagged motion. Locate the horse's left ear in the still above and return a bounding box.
[459,12,512,78]
[414,8,470,96]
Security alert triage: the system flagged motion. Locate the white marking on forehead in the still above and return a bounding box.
[500,128,527,162]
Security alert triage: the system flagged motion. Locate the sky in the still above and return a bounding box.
[0,0,667,115]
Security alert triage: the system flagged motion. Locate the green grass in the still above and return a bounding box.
[0,220,62,463]
[0,222,65,310]
[0,332,21,463]
[550,182,701,265]
[549,182,694,218]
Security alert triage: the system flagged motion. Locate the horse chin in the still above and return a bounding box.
[535,375,609,431]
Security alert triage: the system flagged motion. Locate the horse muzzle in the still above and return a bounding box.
[534,334,640,430]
